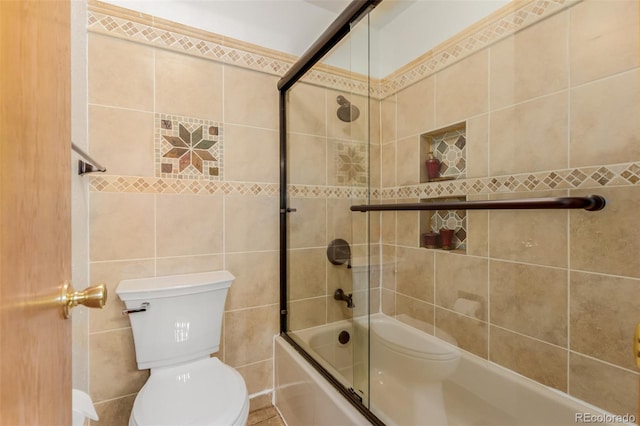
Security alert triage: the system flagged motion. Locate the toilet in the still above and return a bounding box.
[116,270,249,426]
[370,315,461,425]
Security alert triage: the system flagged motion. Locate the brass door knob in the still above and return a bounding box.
[60,281,107,319]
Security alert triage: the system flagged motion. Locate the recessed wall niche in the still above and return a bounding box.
[419,197,467,252]
[420,122,466,183]
[419,122,467,252]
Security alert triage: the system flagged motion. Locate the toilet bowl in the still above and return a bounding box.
[117,271,249,426]
[370,316,461,425]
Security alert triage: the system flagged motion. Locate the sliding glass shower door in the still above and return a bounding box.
[282,10,374,411]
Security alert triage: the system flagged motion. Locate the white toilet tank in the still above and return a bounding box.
[116,270,234,370]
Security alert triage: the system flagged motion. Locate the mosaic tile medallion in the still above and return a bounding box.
[156,114,223,180]
[335,141,367,186]
[431,128,466,178]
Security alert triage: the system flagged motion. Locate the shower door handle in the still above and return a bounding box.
[281,207,297,213]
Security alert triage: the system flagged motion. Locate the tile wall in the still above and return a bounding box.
[86,5,282,423]
[378,0,640,417]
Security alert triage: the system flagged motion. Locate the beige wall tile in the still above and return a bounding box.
[369,288,381,315]
[155,254,223,276]
[287,83,325,136]
[489,326,567,392]
[569,353,638,418]
[381,142,396,188]
[490,260,567,346]
[286,197,327,249]
[155,48,222,120]
[466,114,488,178]
[435,50,488,127]
[236,359,272,395]
[489,92,568,176]
[224,196,279,252]
[326,198,364,245]
[90,328,149,402]
[396,246,434,303]
[327,260,353,295]
[88,106,155,177]
[396,76,435,139]
[396,199,420,247]
[89,260,155,333]
[287,133,327,186]
[570,271,640,370]
[88,33,153,111]
[224,66,278,129]
[569,70,639,167]
[395,294,434,335]
[381,244,396,291]
[370,98,381,146]
[224,304,279,367]
[89,192,155,262]
[490,12,568,109]
[287,248,327,300]
[570,0,639,86]
[93,394,136,426]
[466,194,488,257]
[381,288,396,316]
[489,191,568,268]
[570,186,640,278]
[370,144,381,189]
[381,210,396,244]
[288,297,327,331]
[225,125,279,182]
[381,95,396,144]
[435,252,487,321]
[327,294,353,322]
[155,194,223,257]
[226,251,279,310]
[435,308,488,359]
[396,136,420,186]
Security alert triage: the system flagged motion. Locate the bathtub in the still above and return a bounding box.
[275,313,630,426]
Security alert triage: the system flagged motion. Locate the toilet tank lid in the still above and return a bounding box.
[116,270,235,300]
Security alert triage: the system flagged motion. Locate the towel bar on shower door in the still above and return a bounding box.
[350,195,606,212]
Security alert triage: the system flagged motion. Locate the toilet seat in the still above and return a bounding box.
[130,357,249,426]
[372,319,460,361]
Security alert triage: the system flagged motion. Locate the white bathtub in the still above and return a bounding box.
[275,313,631,426]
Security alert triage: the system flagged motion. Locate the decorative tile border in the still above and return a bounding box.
[88,7,292,77]
[89,163,640,200]
[382,162,640,201]
[89,175,280,196]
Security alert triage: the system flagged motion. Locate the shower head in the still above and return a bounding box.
[336,95,360,122]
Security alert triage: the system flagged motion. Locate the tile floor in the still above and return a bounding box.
[247,406,286,425]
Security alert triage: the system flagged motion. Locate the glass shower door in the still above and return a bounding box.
[283,10,373,410]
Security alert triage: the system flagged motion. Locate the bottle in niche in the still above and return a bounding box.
[426,151,440,181]
[439,229,454,250]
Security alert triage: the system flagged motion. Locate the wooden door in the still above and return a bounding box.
[0,0,71,424]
